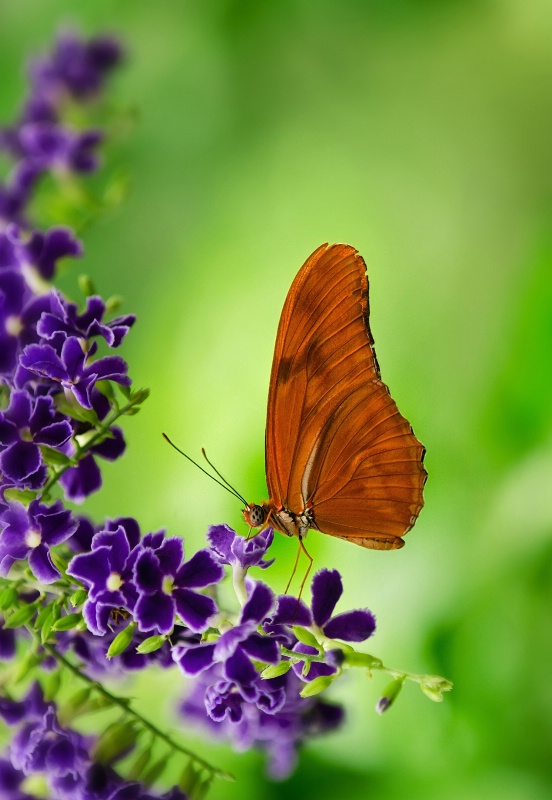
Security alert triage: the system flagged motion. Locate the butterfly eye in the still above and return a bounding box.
[246,504,266,528]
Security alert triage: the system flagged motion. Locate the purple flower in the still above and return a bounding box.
[0,389,72,489]
[289,569,376,682]
[19,337,131,408]
[0,499,77,582]
[309,568,376,642]
[28,31,123,101]
[133,533,223,634]
[0,758,31,800]
[174,580,279,711]
[20,226,82,282]
[38,290,135,348]
[207,524,275,570]
[67,524,138,634]
[181,665,344,780]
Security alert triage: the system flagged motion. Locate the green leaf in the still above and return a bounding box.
[106,622,136,659]
[52,613,82,631]
[94,721,138,765]
[12,650,41,684]
[0,586,18,612]
[42,669,63,701]
[179,761,202,795]
[299,675,335,698]
[61,687,93,721]
[2,487,39,504]
[293,626,321,650]
[261,661,292,680]
[4,601,39,629]
[128,748,152,780]
[141,757,168,786]
[135,635,166,654]
[41,603,61,644]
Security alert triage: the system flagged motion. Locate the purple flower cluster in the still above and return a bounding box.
[1,29,123,226]
[0,31,135,587]
[67,522,223,637]
[174,525,375,778]
[0,683,188,800]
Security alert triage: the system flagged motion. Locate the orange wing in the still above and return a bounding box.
[265,243,426,549]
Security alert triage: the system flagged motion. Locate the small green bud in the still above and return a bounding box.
[94,721,138,765]
[43,669,63,702]
[78,275,96,297]
[128,748,152,780]
[106,622,136,659]
[376,676,406,714]
[261,661,292,680]
[179,761,202,795]
[51,612,82,631]
[293,626,320,650]
[12,650,41,684]
[136,635,166,654]
[70,588,88,607]
[2,487,38,504]
[299,675,335,698]
[0,586,18,611]
[39,445,73,467]
[142,757,169,786]
[4,601,39,629]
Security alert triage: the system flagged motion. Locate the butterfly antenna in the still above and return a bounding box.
[162,433,246,504]
[201,447,248,506]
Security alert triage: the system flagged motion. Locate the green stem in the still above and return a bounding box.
[42,643,233,781]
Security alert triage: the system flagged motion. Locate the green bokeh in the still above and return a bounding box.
[2,1,552,797]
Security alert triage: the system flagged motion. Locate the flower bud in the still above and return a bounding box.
[376,676,406,714]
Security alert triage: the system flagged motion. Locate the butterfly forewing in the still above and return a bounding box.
[265,243,426,549]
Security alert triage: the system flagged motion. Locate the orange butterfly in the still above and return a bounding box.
[243,243,426,552]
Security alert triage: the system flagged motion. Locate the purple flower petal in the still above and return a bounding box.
[59,453,101,501]
[323,609,376,642]
[134,549,162,594]
[173,642,216,676]
[269,595,313,627]
[0,441,41,482]
[224,648,258,699]
[311,569,343,627]
[241,581,275,626]
[28,544,59,583]
[176,549,224,589]
[20,343,66,382]
[154,536,183,576]
[134,593,175,634]
[173,587,217,632]
[206,523,235,564]
[241,633,280,665]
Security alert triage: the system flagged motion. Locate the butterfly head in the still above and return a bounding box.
[243,503,267,529]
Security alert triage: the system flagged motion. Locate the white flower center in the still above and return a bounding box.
[106,573,123,591]
[162,576,174,595]
[25,530,42,548]
[5,315,23,336]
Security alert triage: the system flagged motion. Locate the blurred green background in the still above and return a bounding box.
[2,1,552,798]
